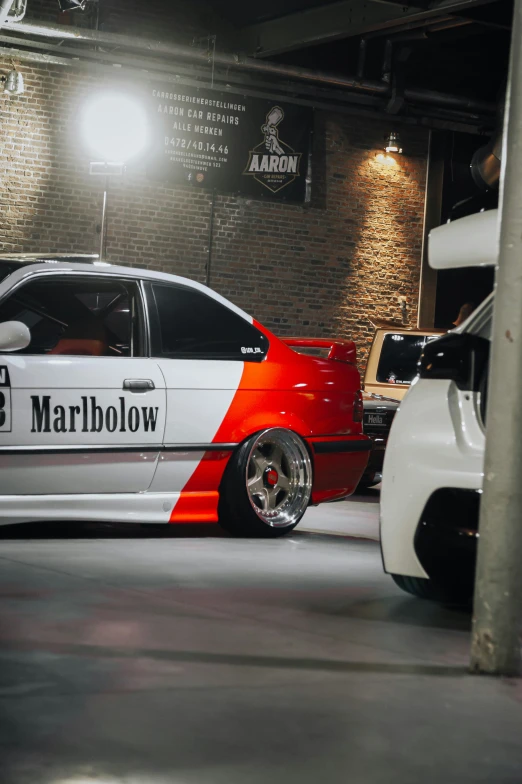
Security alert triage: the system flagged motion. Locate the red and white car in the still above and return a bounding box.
[0,254,370,536]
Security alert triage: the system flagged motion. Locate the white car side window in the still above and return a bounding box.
[0,276,142,357]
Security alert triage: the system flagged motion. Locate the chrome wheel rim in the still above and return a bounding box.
[246,428,312,528]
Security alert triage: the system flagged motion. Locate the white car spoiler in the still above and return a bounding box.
[428,208,498,269]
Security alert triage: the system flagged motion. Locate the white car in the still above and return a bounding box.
[0,254,370,534]
[380,210,496,602]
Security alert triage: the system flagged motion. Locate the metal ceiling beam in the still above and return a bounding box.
[2,17,496,116]
[0,16,495,125]
[236,0,502,56]
[0,42,491,134]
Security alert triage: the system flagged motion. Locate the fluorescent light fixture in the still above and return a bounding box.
[384,132,403,154]
[80,92,149,164]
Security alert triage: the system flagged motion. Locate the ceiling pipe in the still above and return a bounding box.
[0,41,491,135]
[5,17,496,117]
[357,16,456,78]
[358,15,473,80]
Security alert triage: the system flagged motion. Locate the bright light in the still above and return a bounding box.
[375,153,398,166]
[80,92,149,164]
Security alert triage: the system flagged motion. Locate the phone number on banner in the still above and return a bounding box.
[165,137,229,154]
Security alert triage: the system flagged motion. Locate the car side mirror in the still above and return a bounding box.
[0,321,31,352]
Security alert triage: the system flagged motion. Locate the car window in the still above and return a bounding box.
[149,283,269,361]
[477,317,492,340]
[0,276,142,357]
[467,298,493,340]
[376,333,439,385]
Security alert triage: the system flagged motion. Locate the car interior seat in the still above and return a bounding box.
[50,316,109,356]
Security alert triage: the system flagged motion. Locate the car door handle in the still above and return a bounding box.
[123,379,155,392]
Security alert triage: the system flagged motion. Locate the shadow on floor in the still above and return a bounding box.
[1,637,469,678]
[0,521,228,540]
[306,592,472,630]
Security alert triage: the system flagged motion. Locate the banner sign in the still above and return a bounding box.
[147,83,313,202]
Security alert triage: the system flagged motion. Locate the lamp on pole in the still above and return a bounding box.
[80,91,149,260]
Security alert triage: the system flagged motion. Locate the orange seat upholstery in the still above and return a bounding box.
[50,339,106,356]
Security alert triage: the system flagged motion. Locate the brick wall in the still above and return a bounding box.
[0,57,428,368]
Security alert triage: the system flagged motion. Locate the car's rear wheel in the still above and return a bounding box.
[391,573,446,601]
[218,428,312,537]
[391,573,471,605]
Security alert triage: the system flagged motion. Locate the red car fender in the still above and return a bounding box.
[170,323,368,522]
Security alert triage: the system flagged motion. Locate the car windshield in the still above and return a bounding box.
[376,333,440,385]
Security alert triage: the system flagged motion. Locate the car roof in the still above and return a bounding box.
[0,254,101,263]
[0,255,253,324]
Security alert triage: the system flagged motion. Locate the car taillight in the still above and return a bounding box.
[353,390,364,422]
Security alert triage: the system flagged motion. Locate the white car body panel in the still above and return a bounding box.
[381,209,495,582]
[158,361,243,444]
[0,355,167,495]
[380,377,485,577]
[150,361,242,494]
[0,491,178,526]
[380,281,493,579]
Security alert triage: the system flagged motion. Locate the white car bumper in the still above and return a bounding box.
[380,377,485,578]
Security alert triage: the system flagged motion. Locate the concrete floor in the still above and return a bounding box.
[1,495,522,784]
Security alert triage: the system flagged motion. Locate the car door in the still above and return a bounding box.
[142,280,269,495]
[0,270,166,495]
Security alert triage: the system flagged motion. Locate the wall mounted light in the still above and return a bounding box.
[385,132,403,154]
[3,69,24,95]
[375,153,397,166]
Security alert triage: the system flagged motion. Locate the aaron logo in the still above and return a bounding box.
[244,106,302,194]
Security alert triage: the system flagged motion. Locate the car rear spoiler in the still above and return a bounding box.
[282,337,357,365]
[429,208,498,269]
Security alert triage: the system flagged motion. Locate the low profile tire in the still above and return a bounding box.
[391,573,445,601]
[218,428,313,538]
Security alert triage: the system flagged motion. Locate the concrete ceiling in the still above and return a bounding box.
[212,0,510,57]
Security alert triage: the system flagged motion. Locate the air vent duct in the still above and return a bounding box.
[471,96,504,191]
